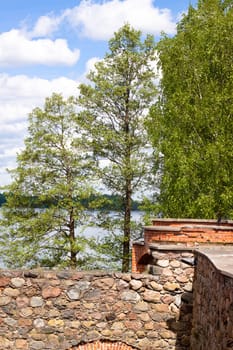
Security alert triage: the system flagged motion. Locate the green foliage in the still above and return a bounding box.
[0,25,157,271]
[0,93,100,269]
[148,0,233,219]
[0,192,141,210]
[78,24,158,271]
[88,210,144,271]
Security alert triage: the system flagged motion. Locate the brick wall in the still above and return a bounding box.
[144,226,233,244]
[72,340,136,349]
[131,243,149,273]
[132,219,233,273]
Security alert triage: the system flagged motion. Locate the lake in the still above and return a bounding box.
[0,210,144,269]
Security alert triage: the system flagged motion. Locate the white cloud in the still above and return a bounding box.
[20,0,176,42]
[84,57,102,79]
[0,74,79,119]
[0,29,80,67]
[85,57,101,74]
[30,15,62,37]
[77,57,102,84]
[0,0,174,186]
[0,73,79,98]
[0,74,80,185]
[64,0,176,40]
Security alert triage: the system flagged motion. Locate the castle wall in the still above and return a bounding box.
[0,269,193,350]
[1,219,233,349]
[191,251,233,350]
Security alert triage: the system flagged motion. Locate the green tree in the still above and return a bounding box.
[78,24,157,272]
[148,0,233,219]
[0,93,99,268]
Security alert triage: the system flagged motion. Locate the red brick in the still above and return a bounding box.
[71,340,136,349]
[133,219,233,273]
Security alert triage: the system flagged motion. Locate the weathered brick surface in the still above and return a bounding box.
[72,340,137,349]
[144,226,233,244]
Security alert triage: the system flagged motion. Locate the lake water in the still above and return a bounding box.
[0,210,144,269]
[79,210,144,237]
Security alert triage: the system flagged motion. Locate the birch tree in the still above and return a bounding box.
[149,0,233,219]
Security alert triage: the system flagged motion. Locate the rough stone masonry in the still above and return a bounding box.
[0,264,193,350]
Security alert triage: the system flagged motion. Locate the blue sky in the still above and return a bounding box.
[0,0,197,186]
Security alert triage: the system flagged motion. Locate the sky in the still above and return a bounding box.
[0,0,197,187]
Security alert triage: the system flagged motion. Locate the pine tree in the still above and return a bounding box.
[0,94,98,268]
[79,24,157,271]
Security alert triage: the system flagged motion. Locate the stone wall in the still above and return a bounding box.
[191,252,233,350]
[2,216,233,349]
[0,267,193,350]
[146,249,194,349]
[1,251,233,349]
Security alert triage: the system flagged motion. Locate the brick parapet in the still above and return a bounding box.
[151,218,233,227]
[132,219,233,273]
[144,225,233,244]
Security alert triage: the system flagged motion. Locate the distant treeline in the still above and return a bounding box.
[0,193,6,206]
[0,193,141,211]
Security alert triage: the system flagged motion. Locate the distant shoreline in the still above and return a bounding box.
[0,193,142,210]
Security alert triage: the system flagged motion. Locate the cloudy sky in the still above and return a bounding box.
[0,0,197,186]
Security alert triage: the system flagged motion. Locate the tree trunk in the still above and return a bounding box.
[122,85,132,273]
[69,209,77,269]
[122,180,132,272]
